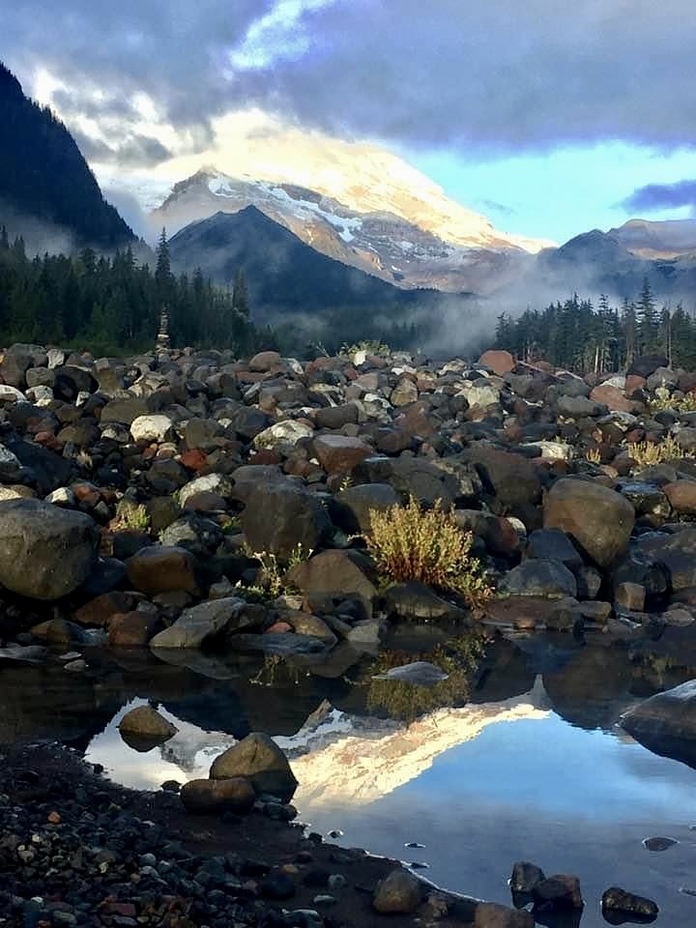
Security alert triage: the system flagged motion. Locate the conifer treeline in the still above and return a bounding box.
[0,228,264,355]
[493,280,696,371]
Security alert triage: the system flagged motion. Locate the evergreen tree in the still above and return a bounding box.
[637,277,658,354]
[232,268,250,317]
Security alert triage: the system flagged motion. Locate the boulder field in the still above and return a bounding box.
[0,343,692,659]
[0,341,685,927]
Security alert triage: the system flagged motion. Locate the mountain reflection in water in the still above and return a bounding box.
[3,633,696,927]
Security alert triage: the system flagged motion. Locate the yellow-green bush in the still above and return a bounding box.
[626,435,694,468]
[648,388,696,414]
[366,496,493,612]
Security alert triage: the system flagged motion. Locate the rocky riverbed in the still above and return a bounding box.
[1,341,696,924]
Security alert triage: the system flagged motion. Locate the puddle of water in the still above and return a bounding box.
[4,636,696,926]
[84,694,696,928]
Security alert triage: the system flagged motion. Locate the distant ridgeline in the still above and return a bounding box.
[0,62,133,250]
[0,230,261,355]
[493,281,696,372]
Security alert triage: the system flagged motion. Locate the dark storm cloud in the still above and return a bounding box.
[73,129,171,167]
[5,0,696,160]
[4,0,273,131]
[623,180,696,213]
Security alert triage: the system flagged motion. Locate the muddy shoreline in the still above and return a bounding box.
[0,741,480,927]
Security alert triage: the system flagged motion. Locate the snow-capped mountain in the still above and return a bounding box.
[151,168,542,293]
[104,111,551,295]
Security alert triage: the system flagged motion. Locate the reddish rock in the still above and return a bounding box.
[180,448,209,472]
[108,610,160,646]
[181,777,256,815]
[33,430,61,450]
[251,449,283,466]
[248,350,283,373]
[73,591,138,627]
[478,349,516,376]
[72,482,102,507]
[625,373,647,395]
[313,434,373,474]
[126,545,199,595]
[589,383,636,413]
[663,480,696,514]
[266,621,293,634]
[395,400,440,438]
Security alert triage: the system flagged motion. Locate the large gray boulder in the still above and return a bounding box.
[118,705,177,751]
[620,680,696,766]
[241,481,333,560]
[0,499,99,599]
[544,478,635,568]
[150,597,245,648]
[635,528,696,591]
[501,559,578,598]
[209,732,298,801]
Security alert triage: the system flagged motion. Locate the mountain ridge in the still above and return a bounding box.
[0,60,135,251]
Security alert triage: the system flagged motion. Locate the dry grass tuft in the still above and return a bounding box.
[648,387,696,414]
[626,435,694,468]
[366,496,493,613]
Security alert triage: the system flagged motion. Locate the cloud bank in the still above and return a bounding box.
[624,180,696,213]
[4,0,696,170]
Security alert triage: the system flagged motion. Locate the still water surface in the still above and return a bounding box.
[3,635,696,926]
[85,694,696,927]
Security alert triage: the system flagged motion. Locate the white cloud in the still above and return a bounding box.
[229,0,338,70]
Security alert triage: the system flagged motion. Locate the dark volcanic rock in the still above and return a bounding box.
[620,680,696,766]
[601,886,659,920]
[241,481,333,560]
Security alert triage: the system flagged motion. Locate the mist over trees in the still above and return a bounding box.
[492,279,696,371]
[0,227,261,355]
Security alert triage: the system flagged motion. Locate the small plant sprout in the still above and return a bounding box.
[110,499,150,533]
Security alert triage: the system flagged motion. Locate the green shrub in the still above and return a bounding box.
[365,496,492,613]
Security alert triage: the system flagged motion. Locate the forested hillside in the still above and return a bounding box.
[0,62,133,249]
[493,280,696,371]
[0,229,261,355]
